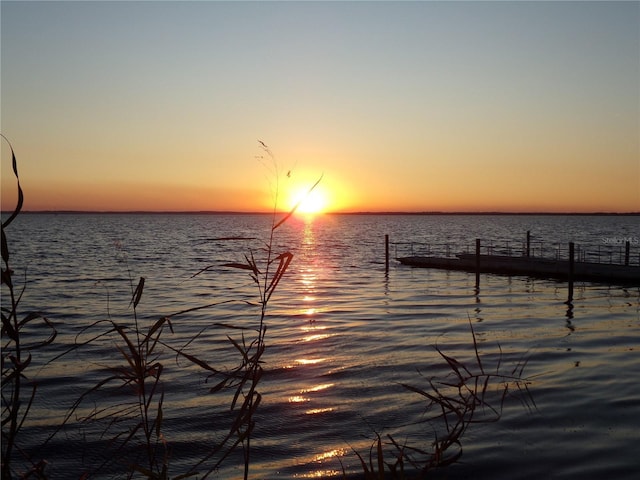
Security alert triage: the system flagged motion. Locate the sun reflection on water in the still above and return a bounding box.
[294,470,342,479]
[295,220,332,344]
[301,383,334,393]
[288,395,310,403]
[291,448,347,478]
[303,448,348,478]
[287,218,345,478]
[295,358,326,365]
[302,332,329,342]
[296,219,323,318]
[305,407,334,415]
[300,271,318,288]
[313,448,345,462]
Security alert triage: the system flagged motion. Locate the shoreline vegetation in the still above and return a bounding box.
[1,138,534,479]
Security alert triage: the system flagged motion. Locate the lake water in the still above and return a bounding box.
[2,213,639,479]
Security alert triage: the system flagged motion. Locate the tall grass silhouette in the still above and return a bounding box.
[1,138,322,479]
[2,135,59,478]
[347,318,533,479]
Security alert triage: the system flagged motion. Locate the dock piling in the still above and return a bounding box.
[526,231,530,257]
[475,238,481,289]
[567,242,575,303]
[625,241,630,266]
[385,234,389,273]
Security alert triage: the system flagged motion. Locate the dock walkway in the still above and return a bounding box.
[397,253,640,284]
[392,233,640,285]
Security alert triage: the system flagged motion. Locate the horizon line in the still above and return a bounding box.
[3,210,640,216]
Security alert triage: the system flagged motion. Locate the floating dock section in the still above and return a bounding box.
[390,233,640,286]
[397,253,640,285]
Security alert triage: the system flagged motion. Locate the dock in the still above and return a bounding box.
[397,253,640,285]
[389,233,640,286]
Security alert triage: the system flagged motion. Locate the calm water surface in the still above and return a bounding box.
[3,213,639,479]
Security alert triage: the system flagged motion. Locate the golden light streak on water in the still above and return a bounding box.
[293,469,342,478]
[305,407,334,415]
[292,448,347,478]
[295,358,326,365]
[301,383,334,393]
[313,448,346,462]
[302,333,329,342]
[288,395,310,403]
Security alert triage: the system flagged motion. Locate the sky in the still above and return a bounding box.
[1,0,639,213]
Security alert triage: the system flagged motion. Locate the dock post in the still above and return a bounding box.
[526,230,530,257]
[567,242,574,303]
[625,241,630,266]
[475,238,481,289]
[385,234,389,273]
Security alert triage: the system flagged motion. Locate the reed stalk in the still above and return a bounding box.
[2,135,57,478]
[348,317,533,479]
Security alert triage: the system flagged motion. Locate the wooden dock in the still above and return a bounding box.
[389,233,640,286]
[397,253,640,285]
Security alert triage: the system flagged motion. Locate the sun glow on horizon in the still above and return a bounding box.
[289,186,329,215]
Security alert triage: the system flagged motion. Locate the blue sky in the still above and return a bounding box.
[2,1,638,212]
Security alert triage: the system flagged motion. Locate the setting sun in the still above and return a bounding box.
[290,187,328,215]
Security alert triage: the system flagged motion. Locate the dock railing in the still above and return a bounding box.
[392,237,640,267]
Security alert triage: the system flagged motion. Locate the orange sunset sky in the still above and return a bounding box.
[1,1,639,213]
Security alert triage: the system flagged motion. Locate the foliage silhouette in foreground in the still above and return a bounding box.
[346,318,533,480]
[1,138,322,479]
[48,142,321,479]
[2,134,58,478]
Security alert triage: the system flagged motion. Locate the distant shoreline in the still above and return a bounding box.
[3,210,640,216]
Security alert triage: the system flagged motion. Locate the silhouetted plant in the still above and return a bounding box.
[178,141,320,479]
[45,278,179,479]
[347,318,533,479]
[1,135,57,478]
[37,141,321,479]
